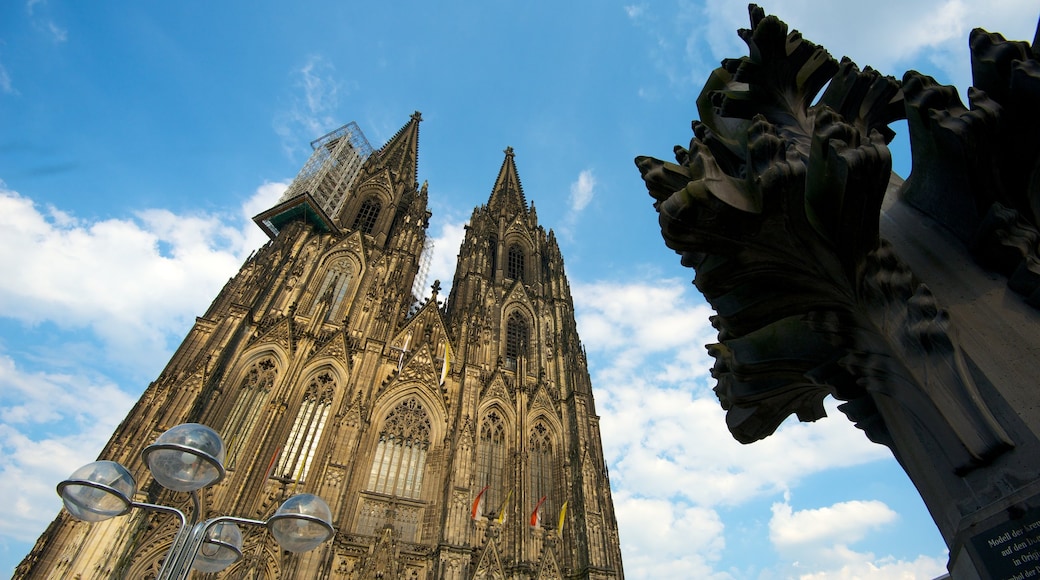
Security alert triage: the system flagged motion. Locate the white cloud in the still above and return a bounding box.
[627,2,713,95]
[0,179,285,550]
[274,55,345,160]
[573,278,892,508]
[797,553,949,580]
[557,168,598,241]
[569,169,596,212]
[770,500,897,549]
[0,356,135,542]
[424,217,467,299]
[570,275,918,575]
[0,61,15,95]
[0,181,285,375]
[614,492,731,580]
[624,4,647,20]
[45,20,66,43]
[633,1,1037,107]
[698,0,1038,95]
[765,499,948,576]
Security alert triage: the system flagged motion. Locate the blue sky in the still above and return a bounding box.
[1,1,1037,578]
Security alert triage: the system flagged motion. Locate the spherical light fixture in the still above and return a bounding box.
[192,521,243,573]
[57,460,136,522]
[57,424,333,580]
[141,423,226,492]
[267,494,335,553]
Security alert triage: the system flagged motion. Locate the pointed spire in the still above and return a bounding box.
[375,111,422,189]
[487,146,528,216]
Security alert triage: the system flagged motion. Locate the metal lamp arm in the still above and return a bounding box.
[167,515,268,579]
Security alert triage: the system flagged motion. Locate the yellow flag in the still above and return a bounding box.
[557,501,568,537]
[496,489,513,524]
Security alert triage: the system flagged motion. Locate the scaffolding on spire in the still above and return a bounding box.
[279,121,375,221]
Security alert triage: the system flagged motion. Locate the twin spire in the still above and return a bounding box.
[373,111,528,215]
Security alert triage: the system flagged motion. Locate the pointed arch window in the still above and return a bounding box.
[507,243,525,282]
[274,374,334,482]
[223,358,278,469]
[312,259,353,323]
[366,397,431,499]
[352,196,382,235]
[505,311,529,370]
[488,235,498,277]
[476,410,507,515]
[529,421,556,525]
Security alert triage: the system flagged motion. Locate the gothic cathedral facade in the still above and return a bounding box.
[15,113,624,579]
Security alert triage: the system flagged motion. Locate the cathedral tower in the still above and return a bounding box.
[16,113,624,579]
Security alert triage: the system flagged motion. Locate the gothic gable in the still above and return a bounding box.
[504,214,536,245]
[353,169,395,203]
[397,343,439,385]
[528,383,557,415]
[535,546,563,580]
[390,294,454,377]
[456,414,475,450]
[358,526,401,579]
[480,373,514,408]
[322,230,368,266]
[250,316,294,354]
[502,280,533,310]
[306,328,353,369]
[472,536,506,580]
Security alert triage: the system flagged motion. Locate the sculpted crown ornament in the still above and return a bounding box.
[636,4,1017,474]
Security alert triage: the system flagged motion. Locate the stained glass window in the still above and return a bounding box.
[366,397,431,499]
[274,374,334,482]
[476,410,507,515]
[224,358,277,469]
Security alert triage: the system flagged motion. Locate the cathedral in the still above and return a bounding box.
[15,112,625,579]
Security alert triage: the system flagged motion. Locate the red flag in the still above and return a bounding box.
[471,485,490,520]
[262,446,282,481]
[529,495,547,527]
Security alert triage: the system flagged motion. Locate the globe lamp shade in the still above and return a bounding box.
[142,423,226,492]
[268,494,335,552]
[57,461,136,522]
[193,521,243,573]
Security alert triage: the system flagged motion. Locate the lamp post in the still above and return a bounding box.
[57,423,334,579]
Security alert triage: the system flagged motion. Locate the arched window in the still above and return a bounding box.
[529,420,556,525]
[312,259,353,322]
[223,358,278,469]
[505,311,528,370]
[367,397,431,499]
[274,374,334,482]
[352,197,382,235]
[507,243,525,282]
[476,410,507,516]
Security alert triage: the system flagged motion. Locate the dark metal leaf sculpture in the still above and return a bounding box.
[637,4,1012,474]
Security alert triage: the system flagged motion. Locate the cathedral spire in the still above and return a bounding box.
[487,146,528,216]
[375,111,422,189]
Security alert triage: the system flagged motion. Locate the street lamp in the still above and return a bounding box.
[57,423,334,579]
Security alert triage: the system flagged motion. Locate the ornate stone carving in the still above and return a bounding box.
[636,4,1012,473]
